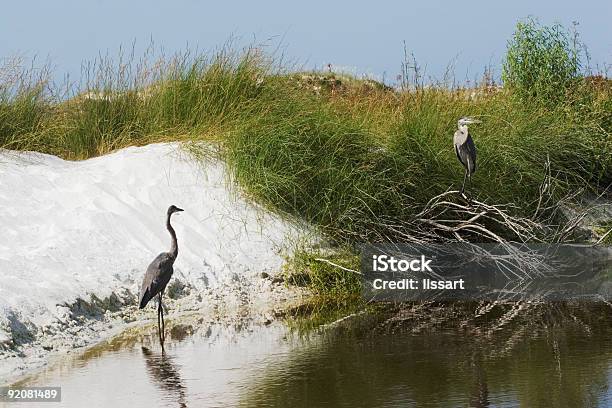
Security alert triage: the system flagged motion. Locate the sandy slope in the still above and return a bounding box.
[0,143,308,381]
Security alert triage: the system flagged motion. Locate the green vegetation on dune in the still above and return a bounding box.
[225,78,611,245]
[0,48,270,158]
[0,20,611,252]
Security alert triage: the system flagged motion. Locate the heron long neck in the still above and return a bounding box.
[166,213,178,258]
[459,124,468,134]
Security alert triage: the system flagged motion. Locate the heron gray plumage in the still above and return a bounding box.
[453,117,480,194]
[139,205,184,346]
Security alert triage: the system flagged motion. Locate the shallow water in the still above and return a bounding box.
[8,310,612,408]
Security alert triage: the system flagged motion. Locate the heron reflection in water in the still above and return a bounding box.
[142,346,187,408]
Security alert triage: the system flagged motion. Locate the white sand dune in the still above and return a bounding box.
[0,143,303,349]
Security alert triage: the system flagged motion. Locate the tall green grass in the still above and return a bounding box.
[0,47,270,158]
[0,57,51,151]
[0,21,610,245]
[224,83,611,243]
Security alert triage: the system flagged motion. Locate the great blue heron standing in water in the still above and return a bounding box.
[139,205,184,347]
[453,117,480,195]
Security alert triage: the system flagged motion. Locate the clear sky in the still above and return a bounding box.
[1,0,610,84]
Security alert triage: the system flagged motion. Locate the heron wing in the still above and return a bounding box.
[139,253,175,309]
[454,144,465,167]
[464,133,477,174]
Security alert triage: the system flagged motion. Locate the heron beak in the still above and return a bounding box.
[467,118,481,124]
[176,207,184,212]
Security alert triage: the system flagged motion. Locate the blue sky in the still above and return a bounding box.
[1,0,610,84]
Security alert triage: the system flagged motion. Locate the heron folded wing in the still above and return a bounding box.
[454,145,466,167]
[465,134,477,174]
[139,287,152,309]
[139,253,173,308]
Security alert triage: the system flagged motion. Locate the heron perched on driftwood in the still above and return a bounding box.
[453,117,480,195]
[139,205,184,347]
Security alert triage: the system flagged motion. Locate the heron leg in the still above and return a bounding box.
[461,170,468,195]
[157,297,162,343]
[157,293,165,347]
[160,291,165,342]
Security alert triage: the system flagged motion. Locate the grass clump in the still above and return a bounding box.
[285,250,361,305]
[224,95,413,242]
[0,58,51,151]
[0,47,270,159]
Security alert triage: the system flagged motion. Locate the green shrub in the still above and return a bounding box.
[502,18,582,104]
